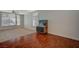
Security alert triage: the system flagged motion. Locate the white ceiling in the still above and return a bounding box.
[0,10,36,15]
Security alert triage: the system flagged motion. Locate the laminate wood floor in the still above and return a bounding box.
[0,28,35,42]
[0,33,79,48]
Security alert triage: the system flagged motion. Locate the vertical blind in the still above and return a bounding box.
[1,13,20,26]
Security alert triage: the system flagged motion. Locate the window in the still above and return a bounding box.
[32,12,39,27]
[1,13,20,26]
[1,13,16,26]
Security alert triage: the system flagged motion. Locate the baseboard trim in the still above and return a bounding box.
[48,32,79,41]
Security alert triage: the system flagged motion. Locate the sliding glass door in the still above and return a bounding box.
[1,13,17,26]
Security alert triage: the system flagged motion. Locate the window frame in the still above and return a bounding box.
[0,12,18,27]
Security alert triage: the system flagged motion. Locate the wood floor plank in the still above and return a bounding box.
[0,33,79,48]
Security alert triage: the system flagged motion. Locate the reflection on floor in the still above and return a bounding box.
[0,33,79,48]
[0,28,35,42]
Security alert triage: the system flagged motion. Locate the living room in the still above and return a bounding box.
[0,10,79,48]
[0,0,79,59]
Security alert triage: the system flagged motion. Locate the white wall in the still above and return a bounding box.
[39,10,79,40]
[24,13,34,30]
[24,11,38,31]
[20,15,24,27]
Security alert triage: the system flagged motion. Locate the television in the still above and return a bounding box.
[39,20,48,27]
[36,20,48,33]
